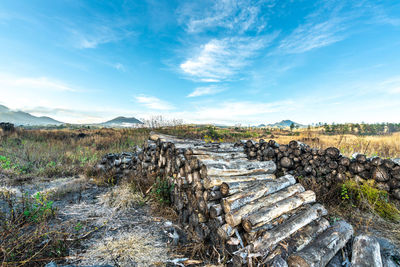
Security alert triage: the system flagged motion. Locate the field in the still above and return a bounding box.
[1,125,400,266]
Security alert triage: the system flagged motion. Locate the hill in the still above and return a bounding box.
[0,105,63,126]
[101,116,143,127]
[267,120,305,129]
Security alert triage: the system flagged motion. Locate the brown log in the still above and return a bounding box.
[222,175,296,213]
[252,204,328,253]
[225,184,305,227]
[217,224,236,240]
[210,204,223,218]
[351,235,383,267]
[204,173,276,190]
[287,220,353,267]
[242,190,316,232]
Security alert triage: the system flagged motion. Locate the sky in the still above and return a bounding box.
[0,0,400,125]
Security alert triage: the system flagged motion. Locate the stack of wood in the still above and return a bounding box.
[126,133,359,266]
[239,139,400,200]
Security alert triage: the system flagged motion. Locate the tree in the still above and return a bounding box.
[290,122,295,132]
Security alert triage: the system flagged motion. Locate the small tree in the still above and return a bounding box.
[290,122,295,132]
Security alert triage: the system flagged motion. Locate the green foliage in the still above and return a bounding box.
[343,180,400,221]
[152,177,174,204]
[23,192,55,222]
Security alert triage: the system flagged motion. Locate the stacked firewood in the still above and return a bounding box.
[240,139,400,200]
[128,133,356,266]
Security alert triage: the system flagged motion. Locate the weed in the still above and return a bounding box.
[344,180,400,221]
[152,177,174,204]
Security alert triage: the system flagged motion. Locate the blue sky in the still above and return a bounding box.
[0,0,400,125]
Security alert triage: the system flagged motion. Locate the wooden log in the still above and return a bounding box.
[351,235,383,267]
[264,218,330,263]
[217,224,236,240]
[225,184,305,227]
[242,190,316,232]
[220,176,276,196]
[204,173,276,190]
[222,175,296,213]
[287,220,353,267]
[210,204,223,218]
[252,204,328,253]
[203,159,276,177]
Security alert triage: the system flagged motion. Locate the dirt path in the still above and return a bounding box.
[1,176,179,267]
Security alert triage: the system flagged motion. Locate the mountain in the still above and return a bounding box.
[0,105,62,126]
[101,116,143,127]
[267,120,305,129]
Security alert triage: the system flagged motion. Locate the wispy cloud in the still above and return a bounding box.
[179,0,268,34]
[113,63,125,72]
[69,25,134,49]
[187,85,225,97]
[135,95,175,110]
[180,35,277,82]
[278,18,346,54]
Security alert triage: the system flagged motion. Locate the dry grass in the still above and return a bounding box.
[272,130,400,158]
[79,231,170,267]
[99,183,147,211]
[0,127,150,178]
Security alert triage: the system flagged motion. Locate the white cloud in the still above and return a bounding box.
[187,85,225,97]
[180,0,267,34]
[278,18,346,54]
[135,95,175,110]
[180,35,276,82]
[379,76,400,94]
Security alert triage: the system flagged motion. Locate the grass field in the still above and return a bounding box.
[1,125,400,265]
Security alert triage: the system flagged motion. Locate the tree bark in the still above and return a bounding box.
[351,235,383,267]
[242,190,316,232]
[287,220,353,267]
[252,204,328,253]
[225,184,305,227]
[222,175,296,213]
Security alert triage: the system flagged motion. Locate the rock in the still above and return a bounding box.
[371,157,383,167]
[372,166,390,182]
[393,158,400,166]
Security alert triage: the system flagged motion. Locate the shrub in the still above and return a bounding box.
[343,180,400,221]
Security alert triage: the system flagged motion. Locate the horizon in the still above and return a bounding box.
[1,1,400,125]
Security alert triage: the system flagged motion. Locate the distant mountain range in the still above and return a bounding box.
[0,104,143,127]
[256,120,305,129]
[101,116,143,127]
[0,105,63,126]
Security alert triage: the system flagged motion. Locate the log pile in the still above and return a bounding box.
[95,133,391,266]
[239,139,400,200]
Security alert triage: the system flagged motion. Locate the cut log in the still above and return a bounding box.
[222,175,296,213]
[225,184,305,227]
[252,204,328,253]
[217,224,236,240]
[242,190,316,232]
[220,177,276,196]
[203,159,276,177]
[210,204,223,218]
[287,220,353,267]
[264,218,330,263]
[351,235,383,267]
[204,173,276,189]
